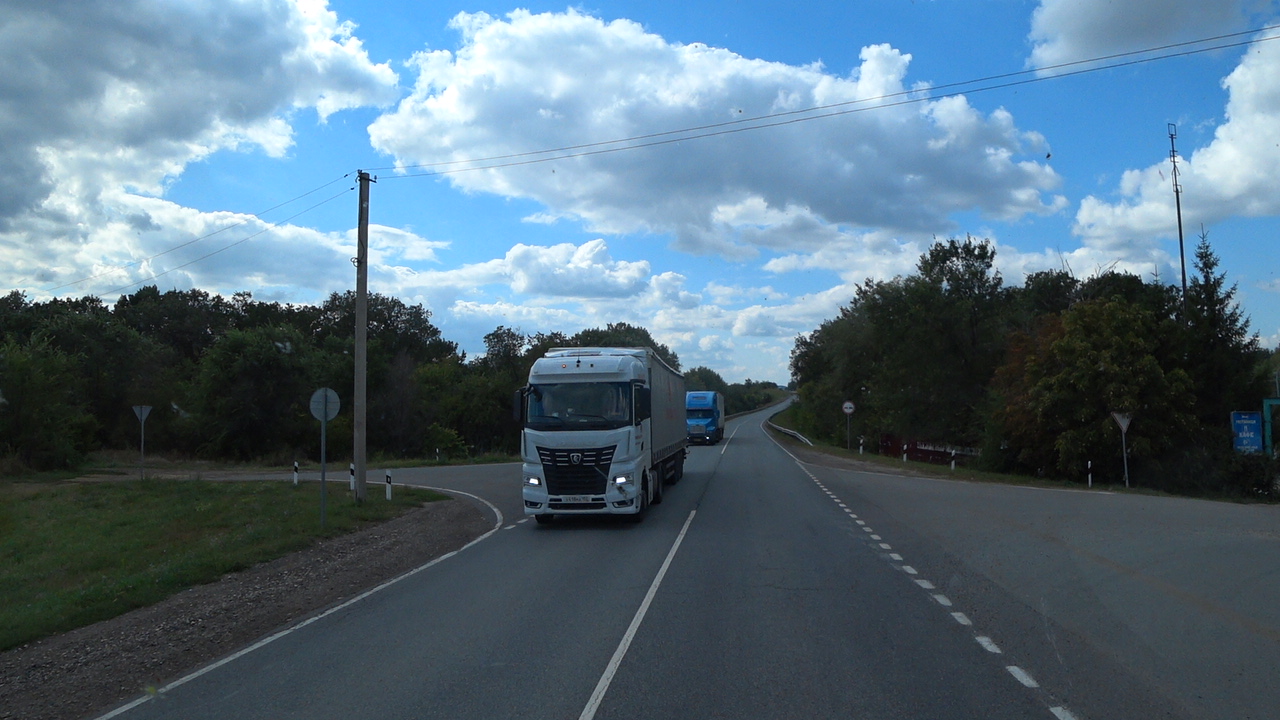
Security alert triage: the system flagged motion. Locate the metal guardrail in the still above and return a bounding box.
[766,420,812,446]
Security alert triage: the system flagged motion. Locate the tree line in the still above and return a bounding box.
[788,234,1279,496]
[0,287,775,473]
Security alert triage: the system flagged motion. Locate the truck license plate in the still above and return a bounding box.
[560,495,593,503]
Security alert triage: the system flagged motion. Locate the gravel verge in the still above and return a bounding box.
[0,497,493,720]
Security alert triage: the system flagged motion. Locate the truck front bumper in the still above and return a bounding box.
[522,463,644,516]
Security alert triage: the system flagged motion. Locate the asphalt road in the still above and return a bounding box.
[101,407,1279,720]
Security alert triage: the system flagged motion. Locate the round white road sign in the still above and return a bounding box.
[842,401,855,415]
[310,387,340,422]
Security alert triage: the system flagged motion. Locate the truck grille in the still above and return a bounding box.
[537,446,616,495]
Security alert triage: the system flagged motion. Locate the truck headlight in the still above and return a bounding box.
[614,474,632,485]
[525,475,542,486]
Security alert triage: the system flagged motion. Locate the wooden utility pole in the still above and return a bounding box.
[354,170,372,502]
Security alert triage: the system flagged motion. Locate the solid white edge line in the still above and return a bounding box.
[95,487,504,720]
[578,509,697,720]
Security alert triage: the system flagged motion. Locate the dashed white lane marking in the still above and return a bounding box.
[504,524,517,530]
[767,440,1076,720]
[1007,666,1040,688]
[878,543,892,550]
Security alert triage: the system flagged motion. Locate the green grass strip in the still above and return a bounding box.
[0,479,446,651]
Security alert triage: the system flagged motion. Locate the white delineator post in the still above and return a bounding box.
[385,469,392,501]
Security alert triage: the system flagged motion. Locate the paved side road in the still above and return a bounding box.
[99,409,1277,720]
[785,441,1280,720]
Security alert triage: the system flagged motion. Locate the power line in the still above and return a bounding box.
[39,23,1280,293]
[370,24,1280,180]
[98,186,353,298]
[44,173,354,294]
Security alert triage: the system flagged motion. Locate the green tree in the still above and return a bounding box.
[1183,231,1264,431]
[0,337,96,470]
[188,326,316,460]
[1014,269,1080,326]
[1000,298,1196,482]
[36,302,175,449]
[684,366,730,394]
[114,286,236,363]
[311,291,456,365]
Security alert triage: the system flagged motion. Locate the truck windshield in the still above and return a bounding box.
[687,409,716,420]
[526,382,632,431]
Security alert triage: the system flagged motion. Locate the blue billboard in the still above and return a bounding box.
[1232,411,1263,454]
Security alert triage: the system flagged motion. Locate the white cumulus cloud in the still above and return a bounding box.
[0,0,398,298]
[369,9,1064,258]
[1028,0,1254,69]
[1073,29,1280,259]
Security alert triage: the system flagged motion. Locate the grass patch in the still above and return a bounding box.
[0,479,447,651]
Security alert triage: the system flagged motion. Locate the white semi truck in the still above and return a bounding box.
[517,347,686,524]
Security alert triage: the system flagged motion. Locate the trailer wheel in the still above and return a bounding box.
[652,470,665,504]
[534,514,554,525]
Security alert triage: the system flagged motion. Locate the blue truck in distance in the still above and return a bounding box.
[686,391,725,444]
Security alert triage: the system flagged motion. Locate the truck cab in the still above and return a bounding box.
[685,391,725,445]
[517,348,685,523]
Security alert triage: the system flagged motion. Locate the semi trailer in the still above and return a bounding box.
[517,347,686,523]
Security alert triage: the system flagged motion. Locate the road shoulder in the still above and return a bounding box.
[0,498,492,720]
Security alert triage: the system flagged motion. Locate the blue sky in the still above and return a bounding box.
[3,1,1279,383]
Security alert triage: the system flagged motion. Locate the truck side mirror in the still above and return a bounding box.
[635,387,651,423]
[512,388,525,422]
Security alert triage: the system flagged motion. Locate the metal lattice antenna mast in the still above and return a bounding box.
[1169,124,1187,314]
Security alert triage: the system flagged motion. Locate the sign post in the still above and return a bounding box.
[310,388,340,528]
[1112,412,1132,488]
[842,401,855,450]
[132,405,151,481]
